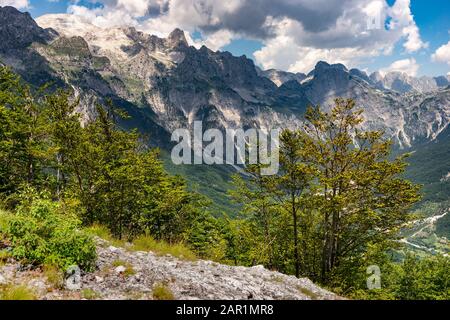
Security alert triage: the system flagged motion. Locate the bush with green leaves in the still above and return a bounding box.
[2,197,96,271]
[343,250,450,300]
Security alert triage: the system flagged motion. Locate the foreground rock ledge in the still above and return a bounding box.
[0,238,340,300]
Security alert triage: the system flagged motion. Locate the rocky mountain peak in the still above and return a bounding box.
[2,9,450,154]
[369,71,384,82]
[349,68,372,84]
[369,70,449,93]
[302,61,352,103]
[314,61,348,73]
[167,28,188,48]
[435,75,450,87]
[0,6,57,52]
[258,68,307,87]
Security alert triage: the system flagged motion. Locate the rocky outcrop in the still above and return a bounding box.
[296,61,450,148]
[257,68,307,87]
[0,238,340,300]
[0,6,56,53]
[369,71,450,94]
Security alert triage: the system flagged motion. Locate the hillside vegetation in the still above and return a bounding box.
[0,67,449,300]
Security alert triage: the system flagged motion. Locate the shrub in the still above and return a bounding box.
[2,198,97,271]
[0,210,9,235]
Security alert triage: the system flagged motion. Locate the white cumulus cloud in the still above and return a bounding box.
[253,0,427,72]
[0,0,29,9]
[432,40,450,66]
[40,0,428,72]
[379,58,419,76]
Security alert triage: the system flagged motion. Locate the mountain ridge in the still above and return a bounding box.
[0,7,449,232]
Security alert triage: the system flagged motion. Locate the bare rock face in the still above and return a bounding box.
[0,238,340,300]
[297,61,450,148]
[0,6,56,53]
[257,68,307,87]
[369,71,450,94]
[167,28,189,48]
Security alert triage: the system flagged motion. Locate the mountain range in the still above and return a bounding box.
[0,6,449,249]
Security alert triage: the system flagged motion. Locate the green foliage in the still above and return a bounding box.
[348,252,450,300]
[230,98,421,288]
[46,95,211,243]
[131,235,196,261]
[1,195,96,271]
[162,154,239,215]
[184,211,228,261]
[0,66,218,258]
[435,204,450,239]
[396,254,450,300]
[1,66,446,300]
[402,127,450,205]
[229,166,288,270]
[0,67,53,198]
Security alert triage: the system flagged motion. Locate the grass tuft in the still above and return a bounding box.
[42,264,64,289]
[81,288,100,300]
[84,224,127,248]
[0,285,37,300]
[152,283,174,300]
[84,225,197,261]
[298,286,319,300]
[112,259,136,277]
[131,235,196,261]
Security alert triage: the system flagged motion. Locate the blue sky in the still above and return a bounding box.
[364,0,450,76]
[5,0,450,76]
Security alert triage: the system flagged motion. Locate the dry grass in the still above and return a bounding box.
[81,288,100,300]
[0,285,37,300]
[86,225,197,261]
[0,250,11,266]
[131,235,196,261]
[111,259,136,277]
[84,224,127,248]
[42,264,64,289]
[298,286,319,300]
[152,283,174,300]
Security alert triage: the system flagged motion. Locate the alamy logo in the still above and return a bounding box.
[366,265,381,290]
[171,121,280,175]
[66,265,81,290]
[364,2,384,30]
